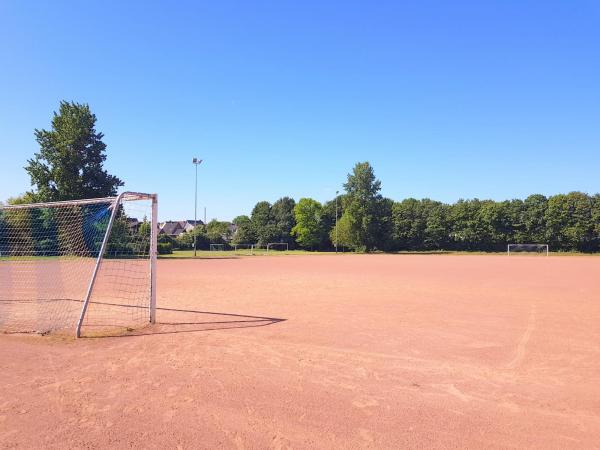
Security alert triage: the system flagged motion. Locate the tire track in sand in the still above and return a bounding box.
[507,304,537,369]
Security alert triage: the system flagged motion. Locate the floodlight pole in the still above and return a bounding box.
[335,190,339,253]
[193,158,203,257]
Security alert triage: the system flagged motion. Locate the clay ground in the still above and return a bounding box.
[1,254,600,449]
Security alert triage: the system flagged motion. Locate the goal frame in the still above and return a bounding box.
[209,243,227,251]
[507,243,549,256]
[233,243,255,254]
[0,191,158,338]
[266,242,289,253]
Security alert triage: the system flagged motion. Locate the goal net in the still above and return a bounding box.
[507,243,549,256]
[233,243,254,254]
[0,192,157,337]
[209,243,226,251]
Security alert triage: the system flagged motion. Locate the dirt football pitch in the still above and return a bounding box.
[1,254,600,449]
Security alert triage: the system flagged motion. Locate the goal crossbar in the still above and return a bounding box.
[1,192,154,210]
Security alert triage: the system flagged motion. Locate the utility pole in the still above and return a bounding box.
[335,190,339,253]
[192,158,203,257]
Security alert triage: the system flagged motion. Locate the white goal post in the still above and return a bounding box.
[0,192,157,337]
[233,243,254,254]
[507,243,549,256]
[266,242,289,253]
[209,243,226,251]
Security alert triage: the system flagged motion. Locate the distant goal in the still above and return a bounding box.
[0,192,157,337]
[266,242,289,253]
[209,243,227,251]
[507,243,549,256]
[233,243,254,254]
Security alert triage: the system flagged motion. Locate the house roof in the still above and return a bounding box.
[159,220,204,236]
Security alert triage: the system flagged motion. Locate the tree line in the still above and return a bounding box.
[167,162,600,253]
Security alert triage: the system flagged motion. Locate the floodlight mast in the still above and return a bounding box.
[192,158,203,257]
[335,190,339,253]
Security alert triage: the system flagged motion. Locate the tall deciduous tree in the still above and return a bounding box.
[342,162,390,251]
[291,198,323,249]
[271,197,296,245]
[25,101,123,201]
[251,201,279,245]
[330,212,354,249]
[206,219,232,244]
[231,215,256,244]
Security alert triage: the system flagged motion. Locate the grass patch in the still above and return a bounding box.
[160,249,335,258]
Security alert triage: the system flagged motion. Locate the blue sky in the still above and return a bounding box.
[1,1,598,221]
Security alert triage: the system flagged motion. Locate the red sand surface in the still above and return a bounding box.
[1,254,600,449]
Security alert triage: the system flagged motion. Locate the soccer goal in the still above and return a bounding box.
[233,243,254,254]
[507,243,549,256]
[209,243,226,251]
[266,242,289,253]
[0,192,157,337]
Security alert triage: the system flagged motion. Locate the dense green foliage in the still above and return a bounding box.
[339,162,391,251]
[271,197,296,246]
[291,198,324,249]
[231,215,255,244]
[25,101,123,202]
[249,200,296,246]
[387,193,600,252]
[6,145,600,253]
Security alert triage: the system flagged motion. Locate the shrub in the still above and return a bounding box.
[157,242,173,254]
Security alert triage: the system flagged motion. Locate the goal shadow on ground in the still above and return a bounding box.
[153,306,286,334]
[83,305,286,338]
[158,256,243,260]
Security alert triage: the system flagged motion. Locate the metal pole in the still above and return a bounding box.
[150,194,158,323]
[194,161,198,257]
[335,190,339,253]
[76,192,125,338]
[192,158,203,256]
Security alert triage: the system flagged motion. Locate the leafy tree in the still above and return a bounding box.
[545,192,595,251]
[251,201,279,245]
[25,101,123,202]
[391,198,448,250]
[521,195,547,243]
[374,197,394,250]
[7,193,37,205]
[477,200,514,251]
[231,215,256,244]
[206,219,232,244]
[422,200,450,249]
[176,231,194,249]
[176,227,209,250]
[342,162,389,251]
[449,199,484,250]
[138,220,151,238]
[329,212,354,249]
[592,194,600,250]
[392,198,425,250]
[321,193,346,249]
[271,197,296,246]
[291,198,324,249]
